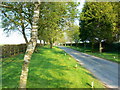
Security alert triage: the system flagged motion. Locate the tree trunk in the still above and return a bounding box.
[76,42,78,47]
[91,42,94,52]
[50,42,53,49]
[99,41,102,53]
[19,2,40,88]
[43,40,45,46]
[22,28,28,44]
[49,39,53,48]
[71,42,72,46]
[84,41,86,49]
[40,40,42,46]
[65,43,66,46]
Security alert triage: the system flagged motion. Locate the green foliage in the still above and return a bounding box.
[79,2,118,43]
[38,2,79,47]
[1,2,34,30]
[2,46,105,88]
[1,2,34,43]
[65,23,80,43]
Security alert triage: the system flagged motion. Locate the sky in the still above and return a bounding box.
[0,15,28,44]
[0,0,85,44]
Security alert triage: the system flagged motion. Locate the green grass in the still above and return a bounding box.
[66,46,119,63]
[2,46,105,88]
[2,54,24,88]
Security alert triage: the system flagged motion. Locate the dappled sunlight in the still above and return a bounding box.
[2,54,24,88]
[2,46,105,88]
[26,46,105,88]
[1,1,119,89]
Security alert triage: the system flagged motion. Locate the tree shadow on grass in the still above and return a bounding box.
[2,54,23,88]
[27,53,74,88]
[2,46,102,88]
[27,72,73,88]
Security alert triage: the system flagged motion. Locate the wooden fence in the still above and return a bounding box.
[1,44,27,58]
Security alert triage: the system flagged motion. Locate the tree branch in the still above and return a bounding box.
[0,4,12,8]
[2,10,21,25]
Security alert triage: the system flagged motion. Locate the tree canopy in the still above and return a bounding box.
[79,2,119,52]
[38,2,79,48]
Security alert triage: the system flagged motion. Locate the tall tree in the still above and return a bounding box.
[19,1,40,88]
[110,2,120,42]
[79,2,117,52]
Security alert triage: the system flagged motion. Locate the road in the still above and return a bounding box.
[58,46,120,88]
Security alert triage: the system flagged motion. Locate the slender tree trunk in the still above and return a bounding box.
[40,40,42,46]
[43,40,45,46]
[46,41,48,45]
[50,43,53,48]
[49,39,53,48]
[84,41,86,49]
[50,42,53,49]
[19,2,40,88]
[65,43,66,46]
[76,41,78,47]
[99,41,102,53]
[71,42,72,46]
[22,28,28,44]
[91,42,94,52]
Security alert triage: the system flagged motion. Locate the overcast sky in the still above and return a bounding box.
[0,0,85,44]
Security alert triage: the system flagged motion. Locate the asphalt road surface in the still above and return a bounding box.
[58,46,120,88]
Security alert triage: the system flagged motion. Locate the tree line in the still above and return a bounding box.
[60,2,119,53]
[1,2,79,48]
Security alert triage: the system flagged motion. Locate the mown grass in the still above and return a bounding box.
[66,46,119,63]
[2,54,24,88]
[2,46,105,88]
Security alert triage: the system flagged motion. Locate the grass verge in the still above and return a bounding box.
[2,46,105,88]
[66,46,119,63]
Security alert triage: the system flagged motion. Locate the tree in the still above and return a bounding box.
[110,2,120,42]
[72,25,80,46]
[38,2,79,48]
[1,2,40,88]
[79,2,117,53]
[1,2,34,44]
[56,32,66,46]
[65,23,80,46]
[19,1,40,88]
